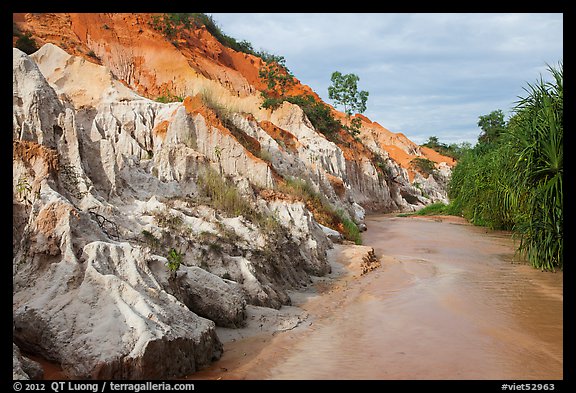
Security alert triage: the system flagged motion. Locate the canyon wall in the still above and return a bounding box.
[13,13,455,379]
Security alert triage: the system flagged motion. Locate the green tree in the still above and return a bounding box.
[477,109,506,144]
[328,71,369,136]
[423,136,440,148]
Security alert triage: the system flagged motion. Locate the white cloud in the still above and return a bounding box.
[210,13,563,145]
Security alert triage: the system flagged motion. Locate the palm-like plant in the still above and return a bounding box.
[509,62,563,270]
[448,62,562,271]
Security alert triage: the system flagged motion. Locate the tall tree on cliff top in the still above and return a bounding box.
[328,71,369,137]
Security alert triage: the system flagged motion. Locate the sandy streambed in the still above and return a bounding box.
[188,214,563,380]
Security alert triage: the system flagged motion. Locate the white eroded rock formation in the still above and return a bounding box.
[12,46,331,379]
[13,42,451,379]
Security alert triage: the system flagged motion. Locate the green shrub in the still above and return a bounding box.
[410,157,436,177]
[260,96,285,110]
[510,63,563,271]
[150,13,258,57]
[288,95,342,136]
[261,94,342,138]
[338,213,362,245]
[166,248,183,276]
[155,92,184,103]
[258,55,295,98]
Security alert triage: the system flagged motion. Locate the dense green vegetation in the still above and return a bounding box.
[421,136,471,160]
[448,63,563,271]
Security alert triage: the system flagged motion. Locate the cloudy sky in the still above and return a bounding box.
[209,13,563,145]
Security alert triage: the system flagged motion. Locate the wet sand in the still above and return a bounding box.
[190,214,563,380]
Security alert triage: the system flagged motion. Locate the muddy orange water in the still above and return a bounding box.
[191,214,563,380]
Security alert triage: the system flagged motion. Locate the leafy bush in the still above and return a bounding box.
[261,94,343,138]
[153,209,184,231]
[166,248,183,276]
[288,95,342,136]
[509,63,563,271]
[258,55,295,97]
[410,157,436,177]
